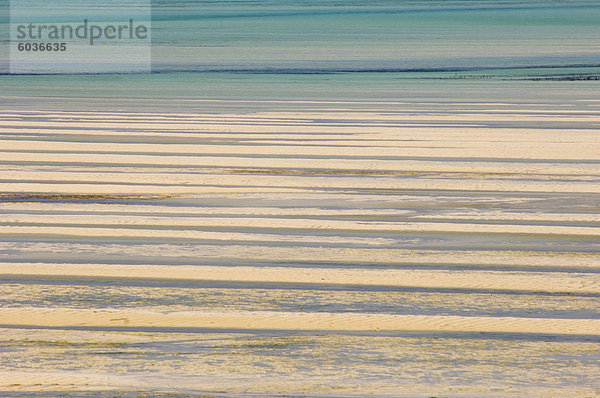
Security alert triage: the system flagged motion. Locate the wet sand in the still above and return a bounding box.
[1,99,599,396]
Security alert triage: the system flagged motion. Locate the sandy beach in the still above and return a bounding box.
[1,96,599,396]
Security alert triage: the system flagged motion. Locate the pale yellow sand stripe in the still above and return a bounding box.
[2,143,599,159]
[4,162,600,176]
[0,371,140,392]
[1,308,598,335]
[3,169,600,186]
[0,226,394,245]
[0,370,594,397]
[3,140,600,158]
[414,211,600,222]
[0,121,486,133]
[4,138,600,149]
[0,203,414,217]
[2,243,598,269]
[2,263,598,294]
[4,179,600,194]
[1,183,305,195]
[3,126,598,146]
[3,154,600,177]
[4,202,599,223]
[2,214,600,236]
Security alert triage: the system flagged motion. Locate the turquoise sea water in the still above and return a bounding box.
[149,1,600,72]
[1,0,599,102]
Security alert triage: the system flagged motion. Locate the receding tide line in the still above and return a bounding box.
[0,308,599,335]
